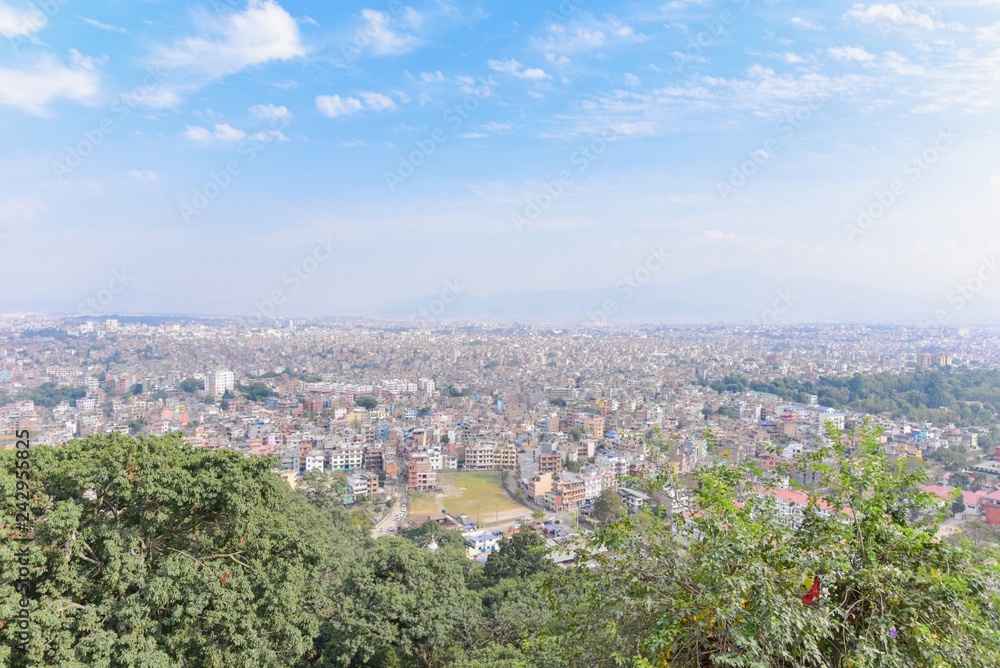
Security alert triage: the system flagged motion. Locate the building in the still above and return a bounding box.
[618,487,652,514]
[207,369,235,398]
[407,452,436,490]
[463,530,501,555]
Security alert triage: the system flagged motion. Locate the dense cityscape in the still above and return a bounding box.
[6,315,1000,532]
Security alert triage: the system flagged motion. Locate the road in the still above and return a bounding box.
[372,496,407,538]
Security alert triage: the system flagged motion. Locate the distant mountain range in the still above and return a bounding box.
[5,270,999,323]
[379,270,1000,324]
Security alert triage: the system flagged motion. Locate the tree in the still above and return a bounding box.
[569,427,582,442]
[484,531,553,582]
[591,489,625,523]
[298,469,351,512]
[317,538,476,667]
[356,395,378,410]
[235,383,273,402]
[548,423,1000,667]
[179,378,204,393]
[0,433,356,668]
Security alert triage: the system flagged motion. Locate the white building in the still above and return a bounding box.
[207,369,235,398]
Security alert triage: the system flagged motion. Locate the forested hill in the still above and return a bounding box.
[706,367,1000,425]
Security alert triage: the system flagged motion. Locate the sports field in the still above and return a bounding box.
[406,471,529,525]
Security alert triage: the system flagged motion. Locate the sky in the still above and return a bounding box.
[2,0,1000,319]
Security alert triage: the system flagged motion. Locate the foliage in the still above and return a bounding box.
[237,382,276,403]
[355,396,378,410]
[544,423,1000,667]
[0,433,359,668]
[484,531,554,582]
[179,378,204,393]
[708,368,1000,425]
[591,489,625,524]
[16,382,85,408]
[315,538,477,668]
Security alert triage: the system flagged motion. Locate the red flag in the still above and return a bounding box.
[801,576,821,606]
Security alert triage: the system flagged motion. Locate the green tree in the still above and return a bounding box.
[179,378,204,393]
[547,423,1000,667]
[355,395,378,410]
[484,531,553,582]
[299,469,351,512]
[317,538,476,667]
[591,488,625,524]
[0,433,356,668]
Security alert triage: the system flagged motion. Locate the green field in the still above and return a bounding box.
[408,492,439,517]
[436,472,525,522]
[405,472,528,524]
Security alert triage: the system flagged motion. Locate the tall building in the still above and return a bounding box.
[207,369,235,398]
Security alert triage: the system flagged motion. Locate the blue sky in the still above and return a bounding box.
[2,0,1000,317]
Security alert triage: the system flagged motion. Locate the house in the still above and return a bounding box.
[463,530,501,555]
[982,490,1000,525]
[618,487,652,514]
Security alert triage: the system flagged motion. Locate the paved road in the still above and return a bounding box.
[372,497,407,538]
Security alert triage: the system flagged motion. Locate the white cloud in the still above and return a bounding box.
[420,70,445,82]
[790,17,823,30]
[81,17,127,33]
[316,94,364,117]
[180,123,246,141]
[0,51,101,115]
[844,3,939,29]
[128,170,164,181]
[828,46,876,62]
[249,129,288,142]
[533,14,646,55]
[316,90,398,117]
[481,122,513,133]
[488,58,550,80]
[0,1,46,38]
[250,103,292,122]
[151,0,306,107]
[360,91,395,110]
[625,73,641,86]
[358,8,420,55]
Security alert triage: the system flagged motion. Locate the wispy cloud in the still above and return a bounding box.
[80,16,126,33]
[149,0,306,107]
[357,8,421,55]
[488,58,549,80]
[180,123,247,141]
[533,13,646,55]
[0,51,101,115]
[0,1,47,38]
